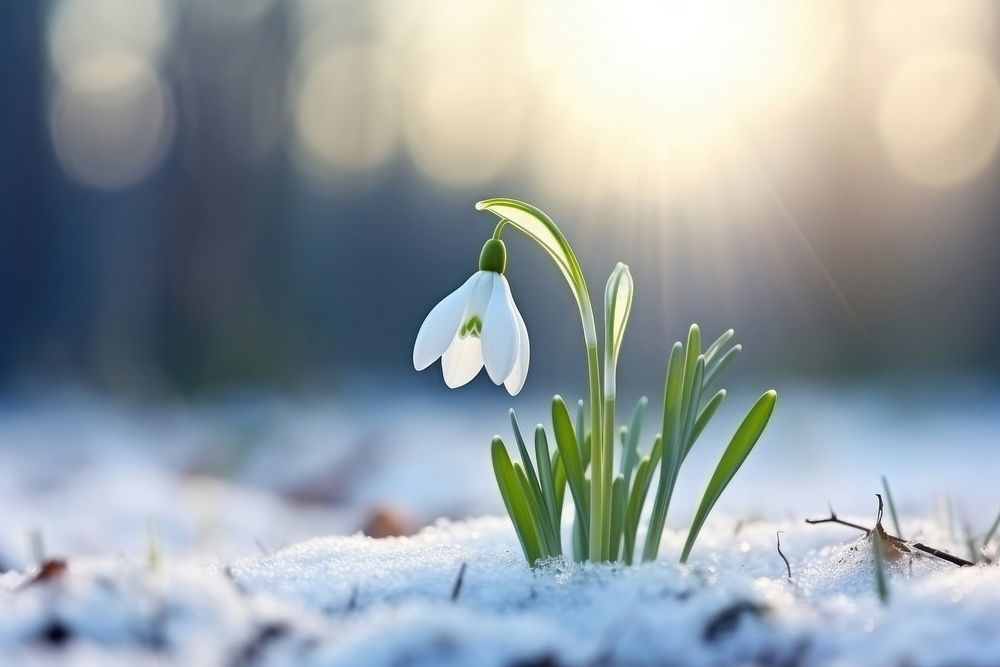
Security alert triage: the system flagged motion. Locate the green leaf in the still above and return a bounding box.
[510,410,559,556]
[476,198,587,303]
[704,329,734,365]
[515,462,557,558]
[680,356,705,463]
[676,324,702,447]
[552,449,567,519]
[609,474,626,562]
[492,437,543,565]
[552,395,589,531]
[620,397,648,488]
[604,262,634,379]
[535,425,562,554]
[881,475,903,538]
[872,529,891,603]
[643,341,686,562]
[680,390,777,563]
[690,389,726,446]
[574,399,592,470]
[704,344,741,389]
[509,410,545,515]
[572,511,588,562]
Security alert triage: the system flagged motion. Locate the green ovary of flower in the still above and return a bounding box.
[460,315,483,338]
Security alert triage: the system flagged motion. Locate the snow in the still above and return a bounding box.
[1,517,998,666]
[0,384,997,665]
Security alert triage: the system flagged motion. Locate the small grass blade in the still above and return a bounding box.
[873,529,890,603]
[881,475,903,538]
[492,437,543,564]
[680,390,777,563]
[872,496,891,603]
[983,507,1000,550]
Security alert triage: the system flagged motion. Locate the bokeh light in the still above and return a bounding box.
[49,52,175,190]
[47,0,174,190]
[878,51,1000,187]
[402,56,526,187]
[47,0,173,75]
[291,45,399,181]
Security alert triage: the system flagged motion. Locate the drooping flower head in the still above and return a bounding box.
[413,238,529,395]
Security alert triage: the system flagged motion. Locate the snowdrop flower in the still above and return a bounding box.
[413,239,529,395]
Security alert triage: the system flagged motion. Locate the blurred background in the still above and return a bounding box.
[0,0,998,563]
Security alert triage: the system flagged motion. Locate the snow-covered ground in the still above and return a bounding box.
[1,517,998,666]
[0,383,997,665]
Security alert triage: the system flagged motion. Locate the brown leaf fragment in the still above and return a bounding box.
[361,505,415,538]
[21,559,68,589]
[872,494,911,564]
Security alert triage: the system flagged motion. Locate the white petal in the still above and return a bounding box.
[504,297,529,396]
[441,333,484,388]
[461,270,493,323]
[413,273,478,371]
[481,274,520,384]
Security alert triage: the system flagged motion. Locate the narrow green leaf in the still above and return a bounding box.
[552,449,567,519]
[535,426,562,554]
[623,454,650,565]
[873,529,891,603]
[515,462,557,557]
[609,474,627,562]
[679,356,705,463]
[623,434,662,564]
[643,341,686,562]
[509,410,545,517]
[704,328,734,365]
[690,389,726,446]
[510,410,559,555]
[552,395,590,531]
[680,390,777,563]
[574,399,592,470]
[492,437,543,564]
[704,344,741,389]
[572,512,588,562]
[620,396,648,488]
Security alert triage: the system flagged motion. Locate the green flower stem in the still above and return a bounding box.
[477,198,607,561]
[600,395,616,557]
